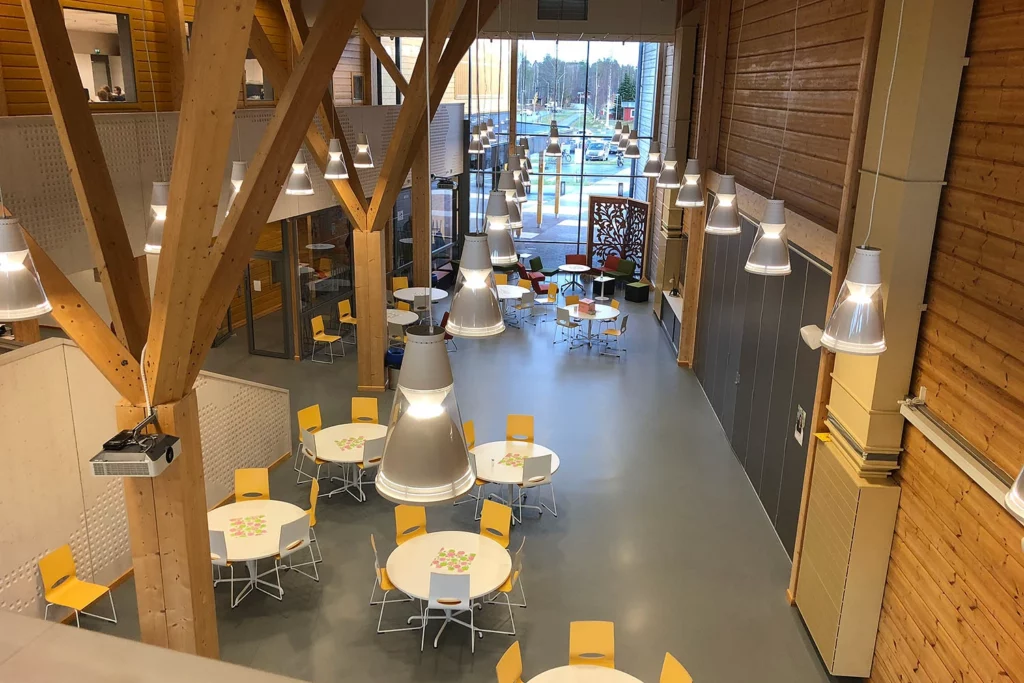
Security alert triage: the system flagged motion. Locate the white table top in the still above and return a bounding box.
[387,308,419,325]
[315,423,388,464]
[394,287,448,303]
[385,530,511,601]
[530,666,643,683]
[566,303,619,321]
[497,284,526,300]
[208,500,306,563]
[593,275,615,282]
[471,441,560,485]
[559,263,591,274]
[305,243,333,250]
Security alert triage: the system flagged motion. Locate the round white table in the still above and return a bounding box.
[558,263,591,292]
[394,287,448,303]
[387,308,419,326]
[497,284,525,300]
[305,243,333,250]
[315,423,388,501]
[531,666,643,683]
[207,500,306,604]
[471,440,560,485]
[566,303,619,348]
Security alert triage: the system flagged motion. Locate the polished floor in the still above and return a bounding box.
[93,289,830,683]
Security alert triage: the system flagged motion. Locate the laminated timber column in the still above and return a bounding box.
[412,137,432,287]
[354,229,387,391]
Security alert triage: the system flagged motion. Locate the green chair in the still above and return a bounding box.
[611,258,637,282]
[531,256,560,279]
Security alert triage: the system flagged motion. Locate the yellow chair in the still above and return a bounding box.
[294,404,322,478]
[396,301,411,311]
[569,621,615,668]
[495,273,509,286]
[337,299,357,342]
[483,538,526,636]
[39,545,117,627]
[311,314,343,363]
[564,294,580,306]
[370,534,418,634]
[611,299,621,310]
[544,283,559,304]
[506,414,534,442]
[393,276,409,291]
[496,641,524,683]
[517,278,532,290]
[600,314,629,358]
[599,298,621,333]
[479,499,512,549]
[352,396,379,424]
[235,467,270,502]
[660,653,693,683]
[308,479,322,563]
[464,419,476,449]
[395,505,427,545]
[456,420,488,519]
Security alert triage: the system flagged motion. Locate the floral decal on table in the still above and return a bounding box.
[431,548,477,573]
[335,436,366,451]
[498,452,526,468]
[229,515,268,538]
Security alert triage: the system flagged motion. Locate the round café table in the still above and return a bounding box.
[387,308,419,326]
[472,440,559,523]
[315,423,388,501]
[394,287,448,303]
[565,303,619,349]
[497,284,526,328]
[305,243,333,250]
[207,499,306,605]
[386,530,512,648]
[530,666,644,683]
[558,263,590,292]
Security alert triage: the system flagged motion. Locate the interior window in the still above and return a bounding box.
[64,8,137,103]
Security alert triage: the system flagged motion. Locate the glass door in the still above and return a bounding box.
[243,221,293,358]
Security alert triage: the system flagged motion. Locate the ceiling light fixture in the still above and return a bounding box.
[225,161,247,217]
[285,149,314,196]
[144,181,169,254]
[353,132,374,169]
[545,119,562,157]
[675,159,704,208]
[617,124,630,153]
[656,149,681,189]
[486,190,516,266]
[611,121,623,145]
[624,127,640,159]
[705,174,740,235]
[445,233,505,338]
[744,199,791,275]
[0,215,51,321]
[643,140,663,177]
[324,138,349,180]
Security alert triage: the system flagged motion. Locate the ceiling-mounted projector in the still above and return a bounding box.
[90,413,181,478]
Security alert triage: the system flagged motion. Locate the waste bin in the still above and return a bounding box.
[385,348,404,389]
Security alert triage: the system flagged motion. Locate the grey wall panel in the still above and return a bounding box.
[720,227,755,438]
[731,246,765,467]
[704,235,727,412]
[744,273,785,489]
[694,232,717,384]
[713,233,742,418]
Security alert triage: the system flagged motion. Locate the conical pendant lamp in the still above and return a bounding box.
[506,192,523,228]
[285,150,314,196]
[508,157,527,200]
[611,121,623,145]
[706,174,741,235]
[353,132,374,168]
[480,120,492,149]
[468,124,484,155]
[675,159,704,208]
[617,124,630,153]
[144,181,169,254]
[820,247,886,355]
[376,325,475,505]
[486,190,516,267]
[544,120,562,157]
[446,234,505,338]
[486,118,497,144]
[624,127,640,159]
[744,199,791,276]
[643,141,663,177]
[226,161,247,217]
[519,138,533,170]
[324,138,349,180]
[0,216,51,320]
[656,150,681,189]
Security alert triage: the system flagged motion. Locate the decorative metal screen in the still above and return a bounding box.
[586,195,650,275]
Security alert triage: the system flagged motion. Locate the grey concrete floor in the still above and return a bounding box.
[92,288,829,683]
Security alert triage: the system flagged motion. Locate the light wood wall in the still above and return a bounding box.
[331,35,368,106]
[0,0,290,115]
[718,0,872,231]
[869,1,1024,681]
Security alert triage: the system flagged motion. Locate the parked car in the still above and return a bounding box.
[585,142,610,161]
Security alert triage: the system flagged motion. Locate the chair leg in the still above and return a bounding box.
[310,526,322,563]
[374,588,419,634]
[79,591,118,624]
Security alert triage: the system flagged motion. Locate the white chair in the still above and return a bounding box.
[260,516,317,599]
[210,530,245,609]
[298,428,330,488]
[514,453,557,522]
[481,537,526,636]
[388,321,406,349]
[454,451,488,521]
[369,534,418,634]
[347,437,383,503]
[514,290,536,326]
[553,307,580,345]
[600,313,629,357]
[413,293,430,323]
[422,572,476,653]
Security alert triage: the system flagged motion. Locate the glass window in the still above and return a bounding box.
[377,36,400,104]
[389,188,414,278]
[64,8,137,103]
[243,49,274,101]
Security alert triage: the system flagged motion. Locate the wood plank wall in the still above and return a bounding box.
[331,36,367,106]
[718,0,871,231]
[0,0,290,115]
[869,1,1024,681]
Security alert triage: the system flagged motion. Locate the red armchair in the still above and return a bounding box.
[597,254,622,276]
[517,262,544,284]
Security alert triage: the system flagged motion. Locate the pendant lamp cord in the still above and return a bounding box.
[425,0,434,331]
[690,0,709,160]
[475,0,482,233]
[771,0,799,199]
[140,0,166,178]
[723,0,746,174]
[863,0,905,248]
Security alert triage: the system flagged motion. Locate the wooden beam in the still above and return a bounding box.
[787,0,886,604]
[145,0,259,404]
[0,50,8,115]
[509,38,518,142]
[354,230,387,391]
[22,229,146,406]
[412,137,432,287]
[21,0,151,359]
[11,320,40,344]
[163,0,188,109]
[358,16,409,95]
[186,0,365,389]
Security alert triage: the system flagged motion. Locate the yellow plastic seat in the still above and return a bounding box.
[517,278,532,290]
[569,620,615,668]
[337,299,357,339]
[396,301,411,311]
[307,479,323,563]
[371,535,396,591]
[495,273,509,286]
[544,283,559,304]
[479,499,512,549]
[506,414,534,442]
[395,504,427,545]
[464,420,477,449]
[660,653,693,683]
[298,404,322,434]
[352,396,379,424]
[564,294,580,306]
[311,314,342,363]
[611,299,620,309]
[496,641,524,683]
[370,534,418,634]
[393,276,409,291]
[235,467,270,502]
[39,545,117,627]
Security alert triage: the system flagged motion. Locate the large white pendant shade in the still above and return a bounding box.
[611,121,623,145]
[519,138,533,170]
[675,159,704,208]
[225,161,247,217]
[445,234,505,338]
[744,199,791,276]
[353,132,374,168]
[544,120,562,157]
[820,246,886,355]
[468,125,484,155]
[508,157,528,200]
[0,216,51,321]
[285,150,314,196]
[480,120,492,149]
[324,138,349,180]
[485,191,517,267]
[375,325,475,505]
[486,118,497,144]
[144,181,169,254]
[617,124,630,152]
[506,193,523,228]
[643,141,663,177]
[656,150,681,189]
[623,128,640,159]
[706,174,741,235]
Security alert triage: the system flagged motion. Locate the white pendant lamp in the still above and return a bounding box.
[675,159,704,208]
[469,124,484,155]
[624,128,640,159]
[656,150,681,189]
[486,118,497,144]
[353,132,374,169]
[446,234,505,338]
[225,161,247,217]
[285,150,314,196]
[324,138,349,180]
[706,174,741,235]
[485,190,516,267]
[506,193,523,228]
[617,125,630,153]
[820,247,886,355]
[611,121,623,145]
[544,120,562,157]
[519,138,533,170]
[376,325,475,505]
[744,199,791,276]
[144,181,169,254]
[0,216,51,320]
[497,169,517,195]
[480,120,492,149]
[643,141,663,177]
